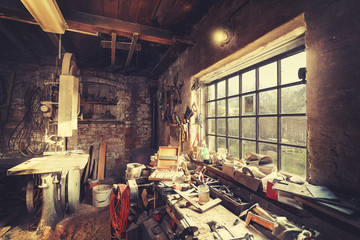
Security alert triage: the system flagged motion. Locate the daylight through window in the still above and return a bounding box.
[206,48,307,176]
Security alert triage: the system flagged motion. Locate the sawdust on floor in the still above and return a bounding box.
[1,204,110,240]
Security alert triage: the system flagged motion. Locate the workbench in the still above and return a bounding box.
[7,154,89,234]
[163,188,267,239]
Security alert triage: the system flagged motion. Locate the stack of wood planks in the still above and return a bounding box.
[82,142,107,183]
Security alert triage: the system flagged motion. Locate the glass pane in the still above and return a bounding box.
[207,102,215,117]
[208,136,215,152]
[217,80,226,99]
[208,119,215,135]
[281,117,306,146]
[217,119,226,135]
[242,70,255,93]
[281,52,306,84]
[208,84,215,100]
[242,118,256,139]
[228,118,239,137]
[228,97,239,116]
[259,90,277,114]
[217,100,226,116]
[242,94,256,115]
[259,62,277,89]
[281,147,306,177]
[229,138,239,158]
[228,75,239,96]
[242,140,256,158]
[217,137,226,150]
[259,142,277,164]
[281,85,306,113]
[259,117,277,141]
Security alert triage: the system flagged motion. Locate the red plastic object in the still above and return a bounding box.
[266,181,278,201]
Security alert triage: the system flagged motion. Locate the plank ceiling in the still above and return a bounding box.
[0,0,215,76]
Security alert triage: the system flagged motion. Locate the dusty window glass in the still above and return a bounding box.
[217,119,226,136]
[208,136,215,152]
[206,49,306,177]
[242,140,256,158]
[259,90,277,114]
[281,117,306,146]
[228,138,239,158]
[208,119,215,135]
[228,97,239,116]
[228,118,239,137]
[281,147,306,177]
[217,137,226,150]
[281,52,306,84]
[217,80,226,99]
[242,94,256,115]
[217,100,226,116]
[259,62,277,89]
[228,75,239,96]
[242,70,255,93]
[208,84,215,100]
[242,118,256,139]
[259,117,277,141]
[259,142,277,164]
[207,102,215,117]
[281,85,306,114]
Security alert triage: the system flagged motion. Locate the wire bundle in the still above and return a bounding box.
[8,87,46,156]
[110,184,130,239]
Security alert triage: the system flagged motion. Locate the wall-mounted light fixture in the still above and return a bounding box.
[212,25,234,47]
[21,0,67,34]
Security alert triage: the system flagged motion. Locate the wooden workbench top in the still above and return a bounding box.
[167,196,267,240]
[7,154,89,176]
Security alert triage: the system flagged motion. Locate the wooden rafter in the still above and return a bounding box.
[0,3,193,45]
[124,32,139,72]
[111,32,117,67]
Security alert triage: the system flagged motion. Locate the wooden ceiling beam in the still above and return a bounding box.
[111,32,117,67]
[63,9,176,45]
[0,4,194,45]
[100,41,142,51]
[124,32,139,72]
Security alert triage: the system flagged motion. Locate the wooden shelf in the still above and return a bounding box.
[80,100,117,105]
[79,120,124,124]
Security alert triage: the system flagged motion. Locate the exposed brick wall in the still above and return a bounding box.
[78,71,152,180]
[0,66,152,181]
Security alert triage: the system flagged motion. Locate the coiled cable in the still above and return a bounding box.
[8,87,46,156]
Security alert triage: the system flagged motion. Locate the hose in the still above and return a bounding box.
[110,184,130,239]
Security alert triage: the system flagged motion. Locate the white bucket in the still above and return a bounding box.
[92,184,112,207]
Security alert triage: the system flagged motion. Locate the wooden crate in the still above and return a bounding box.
[157,146,179,170]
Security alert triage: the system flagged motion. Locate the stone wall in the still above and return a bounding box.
[157,0,360,196]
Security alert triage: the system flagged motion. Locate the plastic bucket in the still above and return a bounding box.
[92,184,112,207]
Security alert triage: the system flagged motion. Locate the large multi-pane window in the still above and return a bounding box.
[206,48,307,176]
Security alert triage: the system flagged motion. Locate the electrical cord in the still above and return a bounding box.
[110,184,130,239]
[8,87,46,156]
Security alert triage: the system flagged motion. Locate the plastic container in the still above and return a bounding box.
[92,184,112,207]
[198,184,210,204]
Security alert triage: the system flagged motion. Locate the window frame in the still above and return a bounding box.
[205,46,307,175]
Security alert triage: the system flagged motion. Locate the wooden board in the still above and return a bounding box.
[92,144,99,180]
[294,196,360,230]
[7,154,89,176]
[173,189,221,213]
[97,142,107,180]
